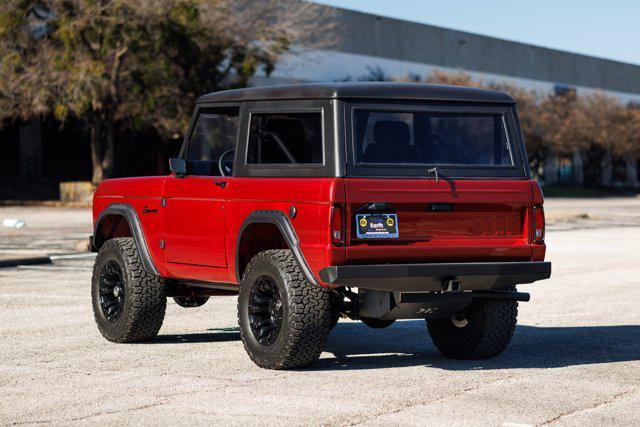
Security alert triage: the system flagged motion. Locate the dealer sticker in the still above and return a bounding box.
[356,213,399,239]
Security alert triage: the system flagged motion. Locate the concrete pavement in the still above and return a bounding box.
[1,200,639,425]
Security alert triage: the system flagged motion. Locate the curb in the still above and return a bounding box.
[0,200,91,207]
[49,253,96,261]
[0,256,52,268]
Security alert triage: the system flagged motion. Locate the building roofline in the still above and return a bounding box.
[270,0,640,96]
[325,3,640,70]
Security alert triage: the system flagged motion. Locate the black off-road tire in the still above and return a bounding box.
[173,296,209,308]
[426,286,518,359]
[361,317,395,329]
[237,249,333,369]
[91,237,166,343]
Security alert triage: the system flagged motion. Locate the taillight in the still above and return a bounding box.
[330,204,344,246]
[533,206,545,244]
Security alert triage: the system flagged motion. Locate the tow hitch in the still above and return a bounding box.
[443,279,461,292]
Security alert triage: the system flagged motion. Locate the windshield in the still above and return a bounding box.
[353,110,513,166]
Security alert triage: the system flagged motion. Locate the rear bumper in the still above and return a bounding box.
[319,261,551,292]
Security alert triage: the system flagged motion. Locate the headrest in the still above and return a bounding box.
[423,133,447,146]
[373,121,410,147]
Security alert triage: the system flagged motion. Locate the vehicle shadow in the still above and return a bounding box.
[149,321,640,372]
[152,327,240,344]
[317,321,640,371]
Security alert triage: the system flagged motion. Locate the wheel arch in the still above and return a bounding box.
[235,210,318,286]
[93,203,159,275]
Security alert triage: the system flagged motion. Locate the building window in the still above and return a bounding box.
[0,122,20,177]
[612,157,627,183]
[557,157,574,183]
[553,85,576,97]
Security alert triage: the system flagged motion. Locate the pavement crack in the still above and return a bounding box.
[541,388,637,425]
[342,375,517,426]
[13,402,166,425]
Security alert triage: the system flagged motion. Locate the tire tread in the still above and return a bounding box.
[92,237,166,343]
[427,286,518,359]
[238,249,333,369]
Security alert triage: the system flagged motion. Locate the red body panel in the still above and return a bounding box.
[93,177,169,276]
[225,178,343,284]
[93,174,545,287]
[344,178,536,264]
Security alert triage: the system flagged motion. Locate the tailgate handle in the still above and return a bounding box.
[427,203,453,212]
[357,202,394,213]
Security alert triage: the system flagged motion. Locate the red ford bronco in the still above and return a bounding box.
[91,82,551,369]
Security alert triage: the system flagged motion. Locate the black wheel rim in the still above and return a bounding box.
[248,275,283,346]
[451,310,469,328]
[99,260,125,322]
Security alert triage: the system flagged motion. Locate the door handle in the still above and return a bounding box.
[214,181,227,189]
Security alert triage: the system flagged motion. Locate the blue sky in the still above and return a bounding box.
[313,0,640,65]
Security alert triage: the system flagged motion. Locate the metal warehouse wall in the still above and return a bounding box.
[287,1,640,96]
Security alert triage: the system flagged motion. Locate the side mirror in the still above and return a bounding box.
[169,158,186,178]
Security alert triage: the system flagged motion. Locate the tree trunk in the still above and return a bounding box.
[101,115,115,181]
[530,155,543,181]
[89,112,115,185]
[90,117,103,185]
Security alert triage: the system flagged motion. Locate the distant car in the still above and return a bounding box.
[90,82,551,369]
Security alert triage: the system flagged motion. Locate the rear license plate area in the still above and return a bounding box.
[356,213,399,239]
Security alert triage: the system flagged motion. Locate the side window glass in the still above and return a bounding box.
[247,112,323,164]
[186,108,239,176]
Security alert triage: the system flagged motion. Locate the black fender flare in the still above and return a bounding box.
[235,210,319,286]
[93,203,160,276]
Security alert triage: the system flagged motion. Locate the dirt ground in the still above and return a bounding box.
[1,198,639,425]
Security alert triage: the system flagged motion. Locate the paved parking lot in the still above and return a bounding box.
[1,199,639,425]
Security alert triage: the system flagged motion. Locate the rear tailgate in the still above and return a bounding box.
[345,178,533,263]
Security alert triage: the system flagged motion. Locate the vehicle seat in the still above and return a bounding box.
[417,133,460,164]
[363,121,416,162]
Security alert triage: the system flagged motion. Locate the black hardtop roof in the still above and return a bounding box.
[197,82,514,104]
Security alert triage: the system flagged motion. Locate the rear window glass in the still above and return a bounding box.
[353,111,513,166]
[247,112,323,164]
